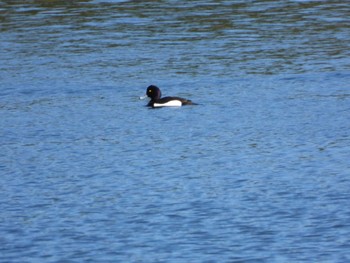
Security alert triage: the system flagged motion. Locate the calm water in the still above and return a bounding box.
[1,0,350,262]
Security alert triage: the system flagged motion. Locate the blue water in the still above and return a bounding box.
[1,1,350,262]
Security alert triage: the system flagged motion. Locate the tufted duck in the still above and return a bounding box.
[140,85,196,108]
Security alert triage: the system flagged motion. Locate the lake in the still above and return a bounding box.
[1,0,350,262]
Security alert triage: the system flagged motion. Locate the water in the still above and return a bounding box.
[1,0,350,262]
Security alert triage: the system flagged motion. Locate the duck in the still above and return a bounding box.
[140,85,197,108]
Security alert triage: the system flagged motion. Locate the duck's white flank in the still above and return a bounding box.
[153,100,182,107]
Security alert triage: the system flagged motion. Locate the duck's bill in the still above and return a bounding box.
[139,95,148,100]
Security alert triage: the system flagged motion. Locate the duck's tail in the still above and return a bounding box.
[183,100,198,106]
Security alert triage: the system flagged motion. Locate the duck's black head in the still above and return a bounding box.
[146,85,162,100]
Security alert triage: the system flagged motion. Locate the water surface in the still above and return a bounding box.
[1,0,350,262]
